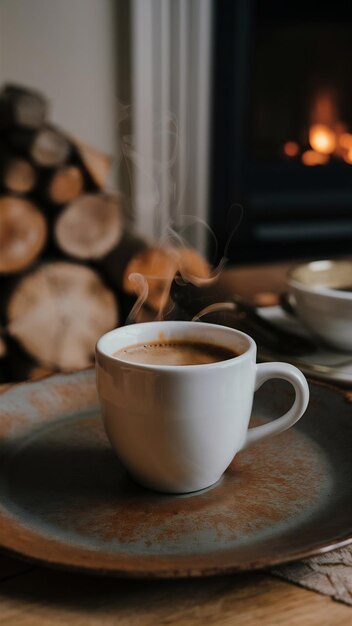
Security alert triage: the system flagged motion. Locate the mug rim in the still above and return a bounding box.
[96,321,256,372]
[288,259,352,300]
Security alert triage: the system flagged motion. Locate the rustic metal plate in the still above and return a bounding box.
[0,369,351,578]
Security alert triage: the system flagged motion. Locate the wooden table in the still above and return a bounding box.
[1,261,351,625]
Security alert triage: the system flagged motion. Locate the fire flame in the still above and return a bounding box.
[339,133,352,150]
[283,91,352,166]
[301,150,329,166]
[309,124,336,154]
[343,148,352,164]
[283,141,299,157]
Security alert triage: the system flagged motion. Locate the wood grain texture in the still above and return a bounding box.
[2,158,36,194]
[7,262,118,370]
[0,569,351,626]
[0,197,47,274]
[54,194,123,260]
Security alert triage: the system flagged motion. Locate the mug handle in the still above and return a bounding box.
[242,362,309,449]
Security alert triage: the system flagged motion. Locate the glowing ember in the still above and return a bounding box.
[339,133,352,150]
[283,141,299,157]
[342,148,352,164]
[283,90,352,166]
[301,150,329,166]
[309,124,336,155]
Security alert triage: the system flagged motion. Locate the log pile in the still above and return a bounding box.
[0,84,211,382]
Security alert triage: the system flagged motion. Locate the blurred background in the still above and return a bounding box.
[212,0,352,262]
[0,0,351,383]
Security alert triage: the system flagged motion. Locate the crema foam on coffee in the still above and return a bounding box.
[113,340,239,366]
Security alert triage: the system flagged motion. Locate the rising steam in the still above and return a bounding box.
[125,272,150,325]
[192,302,236,322]
[116,99,245,324]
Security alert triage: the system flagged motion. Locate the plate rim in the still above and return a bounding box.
[1,534,352,579]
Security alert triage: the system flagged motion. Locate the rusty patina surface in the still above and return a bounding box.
[0,369,351,577]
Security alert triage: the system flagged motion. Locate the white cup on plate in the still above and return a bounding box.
[96,321,309,494]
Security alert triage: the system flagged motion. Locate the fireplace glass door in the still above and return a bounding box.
[211,0,352,263]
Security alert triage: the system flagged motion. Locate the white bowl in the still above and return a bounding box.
[288,260,352,352]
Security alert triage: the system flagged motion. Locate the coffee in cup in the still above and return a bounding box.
[113,340,239,366]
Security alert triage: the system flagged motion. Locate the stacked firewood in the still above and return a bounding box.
[0,84,210,382]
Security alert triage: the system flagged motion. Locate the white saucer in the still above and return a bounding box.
[258,306,352,386]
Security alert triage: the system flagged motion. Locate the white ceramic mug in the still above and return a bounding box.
[96,321,309,494]
[288,259,352,352]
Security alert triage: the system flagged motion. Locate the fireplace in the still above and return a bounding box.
[211,0,352,263]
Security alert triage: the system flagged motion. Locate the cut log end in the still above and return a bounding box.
[49,165,84,204]
[123,246,211,312]
[0,197,47,274]
[0,84,47,130]
[55,194,123,260]
[31,127,70,167]
[7,262,118,371]
[3,158,36,194]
